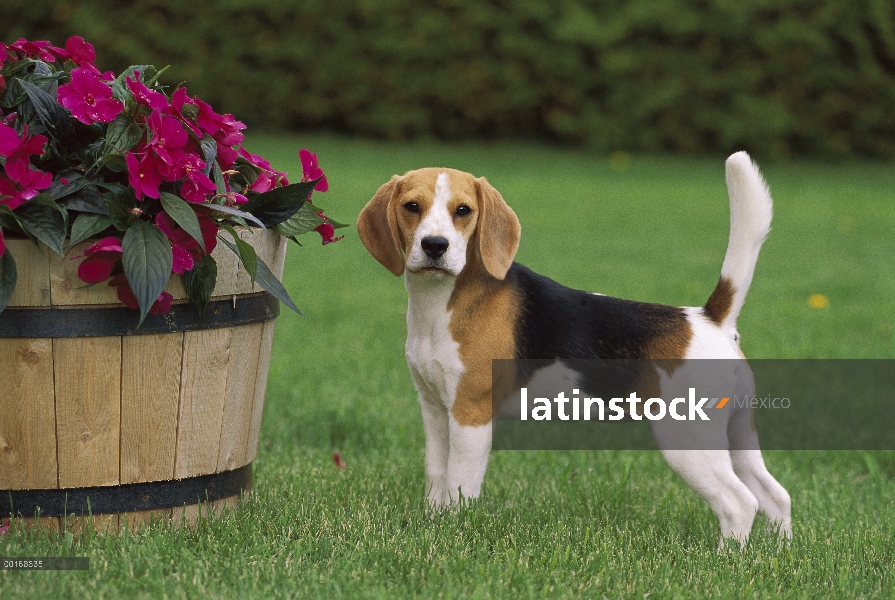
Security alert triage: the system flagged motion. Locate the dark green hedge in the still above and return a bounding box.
[3,0,895,157]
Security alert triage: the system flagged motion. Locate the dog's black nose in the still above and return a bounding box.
[421,236,449,259]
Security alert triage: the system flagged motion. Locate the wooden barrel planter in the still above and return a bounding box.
[0,229,287,533]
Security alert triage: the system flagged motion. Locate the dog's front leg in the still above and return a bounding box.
[418,397,450,508]
[444,417,492,506]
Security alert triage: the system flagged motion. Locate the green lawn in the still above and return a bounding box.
[2,136,894,598]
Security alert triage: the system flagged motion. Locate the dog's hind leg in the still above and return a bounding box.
[660,449,759,547]
[727,394,792,539]
[728,445,792,540]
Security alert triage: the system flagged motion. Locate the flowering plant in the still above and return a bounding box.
[0,37,344,324]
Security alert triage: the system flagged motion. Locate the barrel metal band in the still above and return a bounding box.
[0,293,279,338]
[1,463,252,517]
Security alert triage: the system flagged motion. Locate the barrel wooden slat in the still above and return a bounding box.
[244,233,286,462]
[121,333,184,484]
[7,241,51,307]
[120,332,184,530]
[247,319,277,463]
[0,338,57,489]
[53,336,122,534]
[217,323,264,472]
[173,327,232,479]
[211,237,240,297]
[53,337,122,489]
[235,229,258,294]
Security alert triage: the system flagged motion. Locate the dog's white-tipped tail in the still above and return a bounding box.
[704,151,773,330]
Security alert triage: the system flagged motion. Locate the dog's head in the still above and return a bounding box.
[357,168,521,279]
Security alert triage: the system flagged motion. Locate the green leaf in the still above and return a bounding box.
[0,249,16,314]
[212,161,226,195]
[30,193,68,234]
[0,205,21,234]
[60,185,107,214]
[107,194,138,231]
[199,136,217,176]
[68,213,113,248]
[122,220,173,326]
[19,79,72,141]
[160,192,205,252]
[205,203,266,230]
[46,171,86,200]
[256,255,302,316]
[230,157,261,190]
[221,236,301,315]
[277,204,325,237]
[111,65,152,102]
[15,196,66,256]
[182,254,217,319]
[243,179,319,227]
[221,225,257,284]
[105,113,143,152]
[181,103,199,121]
[305,202,349,230]
[98,153,129,172]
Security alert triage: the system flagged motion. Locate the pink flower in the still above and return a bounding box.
[57,68,123,125]
[65,36,96,65]
[160,152,215,203]
[9,39,55,62]
[156,211,218,273]
[146,110,188,166]
[0,122,20,155]
[193,98,245,169]
[126,151,163,200]
[0,160,53,209]
[299,149,328,192]
[239,147,288,192]
[223,191,248,205]
[0,518,9,535]
[74,237,123,284]
[109,274,173,314]
[0,123,48,175]
[126,72,168,110]
[180,171,216,203]
[165,87,202,136]
[313,211,342,245]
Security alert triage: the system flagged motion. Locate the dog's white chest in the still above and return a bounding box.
[405,276,464,407]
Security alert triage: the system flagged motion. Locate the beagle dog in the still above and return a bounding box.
[357,152,791,545]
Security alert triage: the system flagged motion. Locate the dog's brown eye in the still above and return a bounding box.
[404,202,420,214]
[455,205,471,216]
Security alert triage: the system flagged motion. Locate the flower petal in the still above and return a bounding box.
[77,252,117,284]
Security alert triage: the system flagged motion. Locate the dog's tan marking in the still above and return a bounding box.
[647,312,693,361]
[448,263,522,427]
[704,276,735,326]
[357,176,405,276]
[474,178,521,280]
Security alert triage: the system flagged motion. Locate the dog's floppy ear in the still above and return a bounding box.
[475,177,521,280]
[357,175,405,276]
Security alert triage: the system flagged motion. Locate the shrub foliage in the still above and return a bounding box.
[3,0,895,157]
